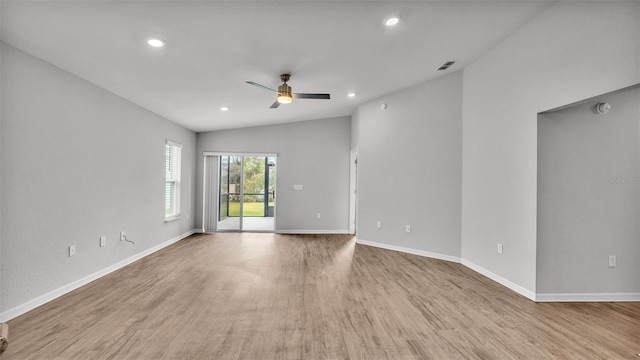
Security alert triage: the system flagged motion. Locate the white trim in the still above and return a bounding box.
[164,215,181,222]
[358,239,638,303]
[240,157,245,230]
[356,238,536,301]
[535,293,640,302]
[0,230,196,322]
[356,238,461,263]
[461,259,536,301]
[202,155,211,232]
[276,229,351,234]
[165,139,183,148]
[349,147,358,235]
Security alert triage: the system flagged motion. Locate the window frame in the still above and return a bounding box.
[165,140,183,222]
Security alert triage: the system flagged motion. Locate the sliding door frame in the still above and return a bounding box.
[202,152,278,232]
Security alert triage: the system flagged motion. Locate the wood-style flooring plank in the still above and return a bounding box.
[3,233,640,359]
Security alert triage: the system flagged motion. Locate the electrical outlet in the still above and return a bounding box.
[405,225,411,233]
[608,255,616,268]
[497,243,503,254]
[120,231,126,241]
[99,236,106,247]
[376,221,382,229]
[316,212,321,219]
[69,245,76,257]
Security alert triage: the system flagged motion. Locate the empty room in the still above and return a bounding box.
[1,1,639,359]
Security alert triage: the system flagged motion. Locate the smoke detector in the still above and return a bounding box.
[596,102,611,114]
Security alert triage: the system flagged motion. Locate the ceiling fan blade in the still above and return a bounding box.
[270,101,281,109]
[292,93,331,99]
[246,81,277,92]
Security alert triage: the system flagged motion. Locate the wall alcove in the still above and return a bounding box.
[536,84,640,301]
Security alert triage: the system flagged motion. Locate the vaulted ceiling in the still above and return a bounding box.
[1,1,553,132]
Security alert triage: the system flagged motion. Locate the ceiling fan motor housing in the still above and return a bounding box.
[277,83,292,96]
[277,83,292,103]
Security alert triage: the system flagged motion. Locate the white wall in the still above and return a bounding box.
[0,6,4,315]
[354,71,462,260]
[196,117,351,233]
[350,107,360,149]
[461,1,640,298]
[0,43,197,319]
[537,87,640,298]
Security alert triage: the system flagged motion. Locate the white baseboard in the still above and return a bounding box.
[0,229,196,322]
[354,238,536,301]
[460,259,536,301]
[535,292,640,302]
[357,241,637,303]
[276,229,351,234]
[356,238,461,264]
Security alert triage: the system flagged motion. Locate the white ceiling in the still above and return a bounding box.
[1,1,553,132]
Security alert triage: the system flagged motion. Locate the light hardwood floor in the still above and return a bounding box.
[4,233,640,359]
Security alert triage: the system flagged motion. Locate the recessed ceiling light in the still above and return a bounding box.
[146,37,166,48]
[348,92,356,98]
[385,17,400,27]
[220,106,229,112]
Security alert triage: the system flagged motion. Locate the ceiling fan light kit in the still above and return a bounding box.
[277,94,292,104]
[247,73,330,109]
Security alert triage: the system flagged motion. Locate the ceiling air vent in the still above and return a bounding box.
[437,61,456,71]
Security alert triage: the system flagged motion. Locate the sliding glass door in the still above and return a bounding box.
[217,155,242,231]
[214,154,276,232]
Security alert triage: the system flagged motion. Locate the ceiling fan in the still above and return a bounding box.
[246,74,330,109]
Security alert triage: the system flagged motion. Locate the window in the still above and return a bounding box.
[165,141,182,221]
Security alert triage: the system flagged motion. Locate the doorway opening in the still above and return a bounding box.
[203,153,276,232]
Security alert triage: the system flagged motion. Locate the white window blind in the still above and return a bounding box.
[165,141,182,220]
